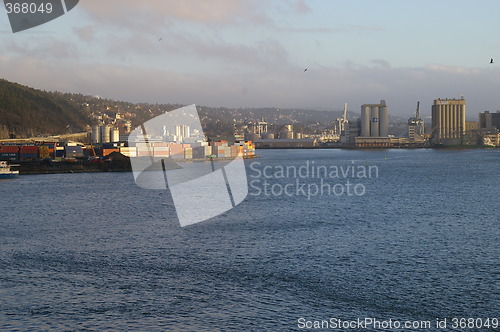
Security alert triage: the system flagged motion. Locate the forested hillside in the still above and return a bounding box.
[0,79,88,138]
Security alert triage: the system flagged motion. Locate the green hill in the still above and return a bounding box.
[0,78,88,139]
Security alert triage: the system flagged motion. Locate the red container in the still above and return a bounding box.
[20,146,39,154]
[0,146,19,153]
[153,142,168,147]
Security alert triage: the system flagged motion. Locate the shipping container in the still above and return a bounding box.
[41,143,56,149]
[20,146,39,154]
[119,147,137,157]
[39,146,52,159]
[102,148,120,156]
[0,153,18,161]
[192,146,212,158]
[0,146,19,153]
[19,153,38,160]
[136,143,152,150]
[153,147,170,157]
[120,150,137,157]
[153,142,169,147]
[137,150,152,157]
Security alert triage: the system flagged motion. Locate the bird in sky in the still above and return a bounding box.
[304,68,307,72]
[490,58,494,64]
[158,37,163,41]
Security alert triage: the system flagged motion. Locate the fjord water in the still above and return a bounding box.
[0,149,498,331]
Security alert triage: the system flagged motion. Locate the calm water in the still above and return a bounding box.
[0,149,498,331]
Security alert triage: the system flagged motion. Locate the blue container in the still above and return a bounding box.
[19,153,38,160]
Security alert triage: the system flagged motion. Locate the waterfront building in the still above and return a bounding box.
[465,121,478,132]
[479,111,500,130]
[360,100,389,137]
[254,138,317,149]
[175,125,191,142]
[248,121,268,138]
[278,125,294,139]
[431,98,466,145]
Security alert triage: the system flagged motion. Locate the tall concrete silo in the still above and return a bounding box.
[92,126,101,144]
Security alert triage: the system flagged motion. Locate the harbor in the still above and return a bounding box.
[0,139,257,175]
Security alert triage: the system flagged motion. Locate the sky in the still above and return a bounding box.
[1,0,500,119]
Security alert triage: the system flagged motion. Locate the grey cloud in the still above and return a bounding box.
[73,26,96,43]
[2,52,499,118]
[78,0,273,28]
[372,59,391,69]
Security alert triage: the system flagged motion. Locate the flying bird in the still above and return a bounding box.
[158,37,163,41]
[490,58,494,64]
[304,68,307,72]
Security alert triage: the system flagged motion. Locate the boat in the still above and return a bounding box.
[0,161,19,179]
[482,137,496,148]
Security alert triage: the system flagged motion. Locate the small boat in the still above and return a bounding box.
[0,161,19,179]
[482,137,496,148]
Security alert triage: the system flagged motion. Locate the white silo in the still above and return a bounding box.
[262,132,275,139]
[370,107,380,137]
[361,106,371,137]
[111,128,120,142]
[379,104,389,137]
[101,125,111,143]
[92,125,101,144]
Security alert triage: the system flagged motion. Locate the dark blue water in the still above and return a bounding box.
[0,149,498,331]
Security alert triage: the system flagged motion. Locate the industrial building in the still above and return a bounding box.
[360,100,389,137]
[91,125,120,144]
[408,102,425,141]
[479,111,500,130]
[431,98,466,145]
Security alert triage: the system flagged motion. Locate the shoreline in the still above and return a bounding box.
[13,155,259,175]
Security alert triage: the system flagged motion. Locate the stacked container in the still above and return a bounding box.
[41,143,56,158]
[136,143,152,157]
[169,143,184,159]
[19,146,39,160]
[153,146,170,157]
[39,146,51,159]
[184,147,193,159]
[235,141,255,157]
[119,147,137,157]
[192,145,212,158]
[0,145,19,161]
[55,147,65,158]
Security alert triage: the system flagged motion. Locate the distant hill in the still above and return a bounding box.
[0,79,88,138]
[0,78,350,139]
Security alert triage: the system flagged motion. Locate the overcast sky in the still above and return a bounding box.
[1,0,500,119]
